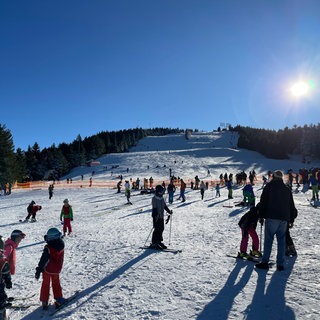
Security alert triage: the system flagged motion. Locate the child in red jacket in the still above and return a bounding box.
[35,228,66,310]
[4,230,26,275]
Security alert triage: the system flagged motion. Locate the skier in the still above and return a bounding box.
[167,181,176,204]
[25,201,42,222]
[4,230,26,276]
[117,180,122,193]
[215,182,221,197]
[200,181,206,200]
[309,173,319,201]
[60,199,73,236]
[151,185,173,249]
[237,205,261,258]
[242,183,255,206]
[48,184,54,200]
[35,228,67,310]
[256,170,298,271]
[286,223,297,256]
[0,236,12,319]
[178,179,186,202]
[226,179,233,199]
[124,181,132,204]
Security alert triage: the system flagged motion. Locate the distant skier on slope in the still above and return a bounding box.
[150,185,173,249]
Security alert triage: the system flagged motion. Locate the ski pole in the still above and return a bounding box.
[259,222,263,253]
[144,226,154,247]
[168,214,173,246]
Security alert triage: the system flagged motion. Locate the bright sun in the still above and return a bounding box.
[290,81,310,97]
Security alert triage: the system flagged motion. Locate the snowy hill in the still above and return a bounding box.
[1,131,319,320]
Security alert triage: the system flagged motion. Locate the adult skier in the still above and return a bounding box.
[150,185,173,249]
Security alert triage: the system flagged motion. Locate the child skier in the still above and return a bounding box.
[35,228,67,310]
[4,230,26,275]
[60,199,73,236]
[237,205,261,258]
[215,183,220,197]
[25,201,42,222]
[0,236,12,318]
[151,185,173,249]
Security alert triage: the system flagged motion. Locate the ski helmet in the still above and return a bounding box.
[155,185,164,196]
[11,230,26,241]
[45,228,62,241]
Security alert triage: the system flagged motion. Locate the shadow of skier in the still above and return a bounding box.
[197,260,254,319]
[243,256,297,320]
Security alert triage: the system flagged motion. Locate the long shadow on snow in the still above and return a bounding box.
[197,260,254,319]
[20,249,156,319]
[243,256,296,320]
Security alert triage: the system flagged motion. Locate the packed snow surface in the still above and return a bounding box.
[1,131,319,320]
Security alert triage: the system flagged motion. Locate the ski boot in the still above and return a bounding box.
[237,252,249,259]
[55,297,67,309]
[250,250,262,258]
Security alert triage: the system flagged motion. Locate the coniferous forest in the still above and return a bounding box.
[1,123,320,189]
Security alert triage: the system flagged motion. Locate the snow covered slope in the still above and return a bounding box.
[0,131,319,320]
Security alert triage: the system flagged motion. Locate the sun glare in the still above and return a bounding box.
[290,81,310,97]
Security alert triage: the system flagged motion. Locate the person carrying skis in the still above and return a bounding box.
[25,200,42,222]
[0,236,12,318]
[60,199,73,236]
[4,230,26,276]
[35,228,67,310]
[151,185,173,249]
[238,205,261,258]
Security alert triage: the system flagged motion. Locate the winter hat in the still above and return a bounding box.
[11,230,26,241]
[273,170,283,180]
[155,185,164,196]
[63,199,69,204]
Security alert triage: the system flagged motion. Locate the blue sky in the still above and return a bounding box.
[1,1,320,151]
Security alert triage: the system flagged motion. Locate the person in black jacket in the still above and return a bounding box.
[256,170,298,271]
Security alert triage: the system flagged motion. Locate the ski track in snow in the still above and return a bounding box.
[1,131,319,320]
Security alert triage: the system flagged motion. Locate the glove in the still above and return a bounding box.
[288,222,294,228]
[6,280,12,289]
[259,218,264,226]
[35,268,41,280]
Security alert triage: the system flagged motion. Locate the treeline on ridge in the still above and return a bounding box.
[0,126,182,185]
[232,124,320,161]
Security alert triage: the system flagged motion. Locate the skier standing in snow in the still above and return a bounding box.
[4,230,26,276]
[215,182,220,197]
[60,199,73,236]
[124,180,131,204]
[0,236,12,317]
[238,205,261,258]
[151,185,173,249]
[178,179,186,202]
[167,180,176,204]
[200,181,206,200]
[48,184,54,200]
[35,228,67,310]
[256,170,297,271]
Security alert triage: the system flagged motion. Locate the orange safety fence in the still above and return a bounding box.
[10,174,280,191]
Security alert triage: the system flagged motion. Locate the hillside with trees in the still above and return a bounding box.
[1,123,320,189]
